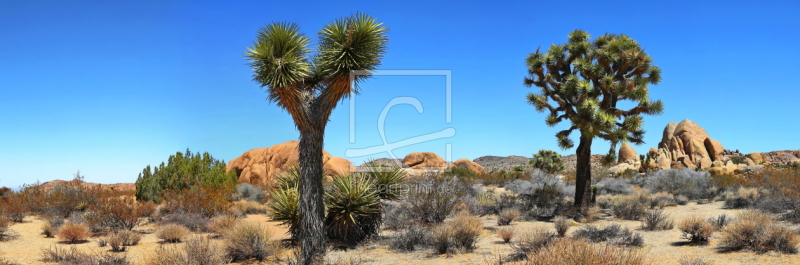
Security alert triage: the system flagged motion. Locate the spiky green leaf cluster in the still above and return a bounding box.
[361,160,407,200]
[524,29,664,150]
[529,149,566,175]
[324,175,382,245]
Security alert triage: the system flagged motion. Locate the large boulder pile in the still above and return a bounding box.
[402,152,447,169]
[651,119,724,170]
[226,140,354,187]
[452,158,486,175]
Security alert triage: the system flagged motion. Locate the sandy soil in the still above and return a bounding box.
[2,202,799,265]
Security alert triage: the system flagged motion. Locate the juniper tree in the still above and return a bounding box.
[524,30,663,211]
[529,149,566,175]
[245,13,388,264]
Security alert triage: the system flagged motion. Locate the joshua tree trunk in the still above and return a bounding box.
[298,123,326,265]
[574,135,593,212]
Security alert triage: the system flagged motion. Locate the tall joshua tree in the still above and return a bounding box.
[245,13,388,264]
[524,30,663,211]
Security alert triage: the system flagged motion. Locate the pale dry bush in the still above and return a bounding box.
[432,211,483,254]
[156,224,190,243]
[719,210,800,253]
[230,200,268,215]
[577,206,600,223]
[678,216,714,244]
[553,216,570,237]
[225,222,273,261]
[497,209,521,226]
[146,236,229,265]
[679,256,714,265]
[498,227,515,243]
[641,209,674,231]
[57,223,91,244]
[513,226,557,254]
[208,215,241,237]
[525,238,648,265]
[106,230,141,252]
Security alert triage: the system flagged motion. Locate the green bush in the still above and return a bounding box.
[529,150,565,175]
[325,175,382,245]
[135,149,237,203]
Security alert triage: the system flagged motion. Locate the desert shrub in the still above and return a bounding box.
[361,162,407,200]
[595,177,635,195]
[267,187,299,237]
[105,230,141,252]
[529,150,565,175]
[146,236,230,265]
[465,191,498,216]
[325,174,383,245]
[235,183,266,202]
[57,223,90,244]
[225,222,273,261]
[160,185,233,218]
[719,210,800,253]
[41,215,64,238]
[679,257,714,265]
[724,187,760,209]
[156,224,190,243]
[675,195,689,205]
[730,155,746,165]
[506,171,570,209]
[135,149,237,203]
[575,206,601,223]
[389,225,431,251]
[649,192,677,208]
[497,209,521,226]
[209,215,241,237]
[0,195,27,223]
[524,238,648,265]
[573,224,643,247]
[498,227,515,243]
[679,216,714,244]
[42,245,129,265]
[641,209,674,231]
[612,196,647,220]
[431,212,483,254]
[381,201,411,230]
[512,226,557,254]
[553,216,570,237]
[230,200,268,215]
[707,214,731,231]
[159,212,210,232]
[84,196,147,231]
[445,165,479,181]
[405,175,468,224]
[0,216,12,241]
[643,169,715,200]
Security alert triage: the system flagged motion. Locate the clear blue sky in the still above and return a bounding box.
[1,0,798,188]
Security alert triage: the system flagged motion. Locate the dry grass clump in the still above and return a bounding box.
[159,212,211,232]
[678,216,714,245]
[649,192,677,208]
[723,187,760,209]
[225,222,273,261]
[390,225,431,251]
[707,214,731,231]
[572,224,643,247]
[497,209,521,226]
[57,222,91,244]
[156,224,190,243]
[432,211,483,254]
[611,193,648,220]
[208,215,241,237]
[577,206,601,223]
[230,200,268,215]
[513,226,557,255]
[498,227,515,243]
[41,245,129,264]
[0,216,12,241]
[524,238,648,265]
[719,210,800,253]
[106,230,142,252]
[146,236,230,265]
[41,216,64,238]
[553,216,570,237]
[641,209,674,231]
[679,256,714,265]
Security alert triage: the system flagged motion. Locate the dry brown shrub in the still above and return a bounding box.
[513,226,557,255]
[161,185,233,218]
[230,200,267,215]
[498,227,515,243]
[432,211,483,254]
[525,238,648,265]
[553,216,570,237]
[225,222,273,261]
[106,230,142,252]
[678,216,714,244]
[156,224,190,243]
[720,210,799,253]
[497,209,521,226]
[57,223,91,244]
[208,215,241,237]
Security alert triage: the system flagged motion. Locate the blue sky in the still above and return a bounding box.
[1,0,798,188]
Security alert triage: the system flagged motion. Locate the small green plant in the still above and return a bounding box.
[529,150,565,175]
[730,155,746,165]
[362,160,407,200]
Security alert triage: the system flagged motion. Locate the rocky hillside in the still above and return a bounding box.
[38,180,135,192]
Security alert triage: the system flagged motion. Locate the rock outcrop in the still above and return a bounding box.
[654,119,723,170]
[452,158,486,175]
[402,152,447,169]
[226,141,354,187]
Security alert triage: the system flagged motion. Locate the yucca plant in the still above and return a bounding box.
[361,160,407,200]
[273,165,300,191]
[324,174,382,245]
[267,188,300,239]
